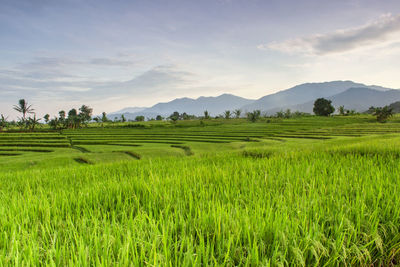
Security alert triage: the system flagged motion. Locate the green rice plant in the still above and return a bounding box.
[121,151,141,159]
[0,116,400,265]
[171,145,194,156]
[0,148,399,265]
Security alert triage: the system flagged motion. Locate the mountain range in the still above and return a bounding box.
[109,81,400,120]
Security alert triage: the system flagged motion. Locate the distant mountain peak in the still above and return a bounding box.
[110,81,398,120]
[241,80,390,112]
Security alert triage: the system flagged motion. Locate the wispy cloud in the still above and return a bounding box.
[259,13,400,55]
[0,63,195,101]
[89,57,136,66]
[0,60,199,118]
[19,55,139,69]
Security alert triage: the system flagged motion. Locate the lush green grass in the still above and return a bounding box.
[1,115,399,172]
[0,116,400,265]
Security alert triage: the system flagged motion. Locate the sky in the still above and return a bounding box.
[1,0,400,118]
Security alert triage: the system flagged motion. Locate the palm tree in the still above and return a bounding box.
[26,114,41,131]
[204,110,210,119]
[247,110,261,122]
[49,117,60,130]
[13,99,34,120]
[0,114,8,131]
[224,110,231,119]
[234,109,241,118]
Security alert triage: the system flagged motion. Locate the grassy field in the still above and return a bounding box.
[0,116,400,265]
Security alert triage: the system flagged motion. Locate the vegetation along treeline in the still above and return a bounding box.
[0,97,396,131]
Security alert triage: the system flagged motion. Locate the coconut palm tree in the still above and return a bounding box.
[26,114,41,131]
[234,109,241,118]
[224,110,231,119]
[13,99,34,120]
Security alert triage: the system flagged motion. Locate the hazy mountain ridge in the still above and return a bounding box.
[109,94,255,120]
[269,87,400,114]
[388,101,400,113]
[241,81,389,112]
[111,81,399,120]
[112,107,146,114]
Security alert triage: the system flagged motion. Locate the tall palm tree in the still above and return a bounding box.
[234,109,241,118]
[224,110,231,119]
[13,99,34,120]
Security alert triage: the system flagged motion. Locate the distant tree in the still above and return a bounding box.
[204,110,210,119]
[93,117,100,123]
[58,110,66,127]
[0,114,8,131]
[49,117,60,130]
[284,109,291,119]
[169,111,180,122]
[182,112,190,120]
[234,109,241,118]
[275,111,284,118]
[224,110,231,119]
[247,110,261,122]
[121,114,126,122]
[79,105,93,125]
[313,98,335,116]
[101,112,108,123]
[292,111,309,118]
[59,110,66,120]
[135,115,145,122]
[16,119,26,130]
[156,115,163,121]
[26,114,41,131]
[43,114,50,124]
[67,108,79,128]
[68,109,77,118]
[365,106,376,114]
[13,99,34,121]
[374,106,393,123]
[338,106,345,116]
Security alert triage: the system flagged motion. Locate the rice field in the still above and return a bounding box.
[0,116,400,265]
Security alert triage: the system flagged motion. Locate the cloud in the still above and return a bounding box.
[90,65,195,98]
[260,13,400,55]
[0,64,195,102]
[0,61,199,118]
[88,58,137,66]
[20,55,138,69]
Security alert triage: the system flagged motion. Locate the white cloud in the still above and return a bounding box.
[0,63,198,118]
[260,13,400,55]
[0,64,195,102]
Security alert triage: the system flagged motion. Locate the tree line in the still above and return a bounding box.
[0,99,94,131]
[0,98,395,131]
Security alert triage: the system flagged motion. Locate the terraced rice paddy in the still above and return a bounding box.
[0,116,400,265]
